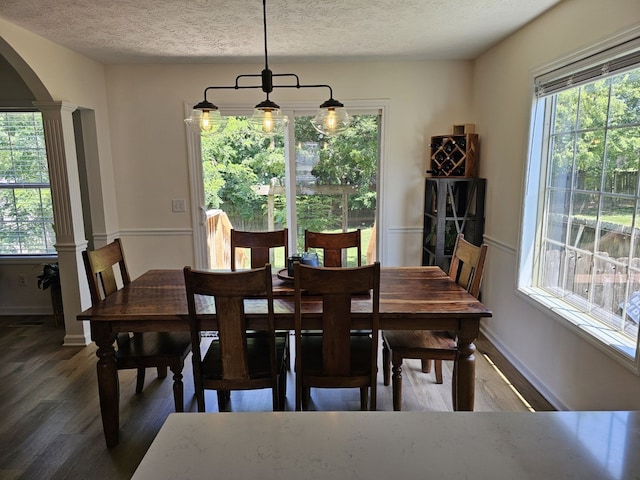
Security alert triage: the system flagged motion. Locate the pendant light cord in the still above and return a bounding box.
[263,0,269,71]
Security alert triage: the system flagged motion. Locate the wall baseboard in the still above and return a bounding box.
[481,325,567,410]
[2,306,52,315]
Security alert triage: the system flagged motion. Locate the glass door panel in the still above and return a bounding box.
[293,114,379,266]
[201,116,286,269]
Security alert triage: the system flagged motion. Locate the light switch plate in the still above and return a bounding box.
[172,199,186,213]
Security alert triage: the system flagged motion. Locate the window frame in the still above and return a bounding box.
[0,110,57,258]
[519,29,640,372]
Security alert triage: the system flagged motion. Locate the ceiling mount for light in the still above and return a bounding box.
[185,0,350,137]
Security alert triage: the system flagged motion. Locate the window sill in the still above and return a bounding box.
[0,255,57,266]
[516,286,639,373]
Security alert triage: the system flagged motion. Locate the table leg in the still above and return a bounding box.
[454,335,476,411]
[92,322,119,447]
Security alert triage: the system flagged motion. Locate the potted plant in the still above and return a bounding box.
[37,262,64,326]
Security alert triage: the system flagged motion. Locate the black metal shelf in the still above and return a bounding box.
[422,177,486,271]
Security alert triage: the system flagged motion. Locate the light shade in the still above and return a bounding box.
[311,98,351,136]
[247,99,288,136]
[184,101,227,136]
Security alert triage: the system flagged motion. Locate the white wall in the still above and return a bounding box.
[473,0,640,409]
[103,60,474,275]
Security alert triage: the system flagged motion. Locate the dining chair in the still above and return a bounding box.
[304,229,362,267]
[231,228,288,271]
[183,264,287,412]
[82,239,191,412]
[294,261,380,411]
[230,228,291,370]
[381,233,488,411]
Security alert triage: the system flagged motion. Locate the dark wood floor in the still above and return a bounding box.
[0,315,553,480]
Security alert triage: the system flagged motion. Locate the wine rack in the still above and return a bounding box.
[428,133,479,178]
[422,177,485,271]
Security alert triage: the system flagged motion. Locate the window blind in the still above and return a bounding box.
[535,36,640,97]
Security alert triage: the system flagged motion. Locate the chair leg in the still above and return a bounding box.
[360,386,368,411]
[195,386,206,412]
[391,355,403,411]
[421,359,432,373]
[434,360,444,384]
[302,387,311,410]
[157,365,168,379]
[217,390,230,412]
[135,367,146,394]
[451,360,458,411]
[382,338,390,386]
[277,371,287,410]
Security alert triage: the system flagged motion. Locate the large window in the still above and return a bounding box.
[521,40,640,361]
[0,111,56,255]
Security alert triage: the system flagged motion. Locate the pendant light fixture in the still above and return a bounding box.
[185,0,351,137]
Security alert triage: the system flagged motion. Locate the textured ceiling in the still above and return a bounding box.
[0,0,563,64]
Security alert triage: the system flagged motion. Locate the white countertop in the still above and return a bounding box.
[132,411,640,479]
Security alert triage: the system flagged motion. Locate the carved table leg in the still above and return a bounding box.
[92,322,119,447]
[171,368,184,412]
[391,355,403,411]
[454,335,476,411]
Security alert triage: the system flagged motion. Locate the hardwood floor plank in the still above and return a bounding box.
[0,316,553,479]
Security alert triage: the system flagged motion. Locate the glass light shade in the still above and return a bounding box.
[184,108,226,136]
[311,106,351,136]
[248,107,288,137]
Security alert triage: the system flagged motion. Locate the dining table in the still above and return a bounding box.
[77,266,492,447]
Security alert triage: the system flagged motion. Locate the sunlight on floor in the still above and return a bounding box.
[482,353,535,412]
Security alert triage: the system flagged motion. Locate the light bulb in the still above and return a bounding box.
[263,110,274,134]
[201,111,212,131]
[325,108,337,132]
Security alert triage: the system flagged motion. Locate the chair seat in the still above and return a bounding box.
[201,334,287,380]
[115,332,192,363]
[300,334,373,376]
[382,330,456,355]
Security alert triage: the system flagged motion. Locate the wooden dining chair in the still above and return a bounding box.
[381,233,488,411]
[184,264,287,412]
[82,239,191,412]
[294,261,380,411]
[230,228,291,370]
[231,228,288,271]
[304,229,362,267]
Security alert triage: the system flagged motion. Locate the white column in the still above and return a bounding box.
[35,101,92,346]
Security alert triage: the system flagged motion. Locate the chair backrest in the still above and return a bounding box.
[294,261,380,377]
[231,229,288,270]
[448,233,488,298]
[304,229,362,267]
[184,264,276,383]
[82,238,131,305]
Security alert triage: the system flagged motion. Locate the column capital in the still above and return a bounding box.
[33,101,78,114]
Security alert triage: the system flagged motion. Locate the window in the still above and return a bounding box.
[521,37,640,361]
[0,111,56,255]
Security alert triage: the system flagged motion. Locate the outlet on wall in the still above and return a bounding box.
[18,274,27,287]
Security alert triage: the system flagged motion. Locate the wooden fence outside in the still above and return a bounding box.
[543,249,640,324]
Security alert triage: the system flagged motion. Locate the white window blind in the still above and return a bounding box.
[535,36,640,97]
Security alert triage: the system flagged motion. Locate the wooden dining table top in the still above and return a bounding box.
[77,266,492,330]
